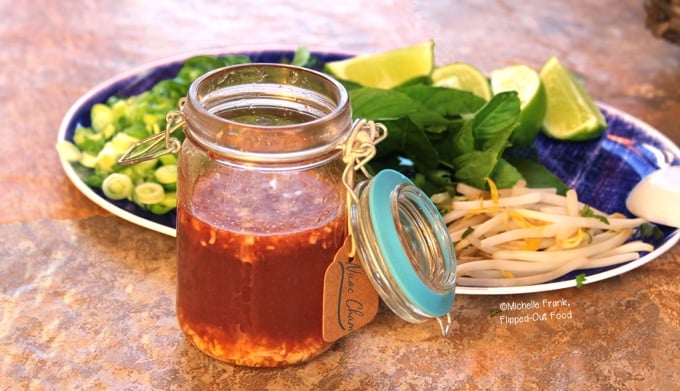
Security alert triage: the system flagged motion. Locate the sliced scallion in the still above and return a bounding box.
[56,140,82,162]
[91,103,114,133]
[148,192,177,214]
[111,132,141,153]
[95,143,120,172]
[134,182,165,204]
[102,173,133,200]
[79,152,98,168]
[154,164,177,185]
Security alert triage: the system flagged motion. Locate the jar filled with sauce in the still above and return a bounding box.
[119,61,458,369]
[175,64,351,367]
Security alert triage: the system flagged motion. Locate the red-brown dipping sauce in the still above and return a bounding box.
[176,167,346,367]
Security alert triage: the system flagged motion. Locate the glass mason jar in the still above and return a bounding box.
[175,63,352,367]
[118,60,458,369]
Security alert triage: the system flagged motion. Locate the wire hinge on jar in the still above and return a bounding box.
[118,99,187,167]
[340,118,388,202]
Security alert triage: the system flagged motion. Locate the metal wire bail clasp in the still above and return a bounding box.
[340,118,388,201]
[118,101,186,167]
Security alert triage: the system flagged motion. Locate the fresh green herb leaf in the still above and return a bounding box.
[451,149,500,189]
[380,119,440,169]
[445,92,521,190]
[425,169,457,190]
[349,88,420,119]
[580,205,610,224]
[575,273,587,288]
[462,226,475,239]
[466,91,520,153]
[490,158,524,189]
[639,223,664,241]
[396,84,485,123]
[490,308,503,317]
[504,156,569,194]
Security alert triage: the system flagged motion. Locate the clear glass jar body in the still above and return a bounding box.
[175,64,351,367]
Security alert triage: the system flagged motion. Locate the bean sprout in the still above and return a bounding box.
[434,180,654,287]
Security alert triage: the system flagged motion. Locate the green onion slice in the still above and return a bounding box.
[134,182,165,204]
[102,173,133,200]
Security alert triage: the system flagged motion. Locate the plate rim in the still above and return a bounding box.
[57,47,680,295]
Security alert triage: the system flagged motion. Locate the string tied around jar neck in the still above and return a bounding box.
[339,119,387,256]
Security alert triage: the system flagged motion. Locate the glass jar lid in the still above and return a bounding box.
[350,169,457,335]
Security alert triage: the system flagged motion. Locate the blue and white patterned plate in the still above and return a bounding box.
[57,48,679,295]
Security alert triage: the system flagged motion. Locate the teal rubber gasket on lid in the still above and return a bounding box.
[367,169,455,317]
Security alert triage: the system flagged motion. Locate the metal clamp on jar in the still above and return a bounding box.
[120,63,456,368]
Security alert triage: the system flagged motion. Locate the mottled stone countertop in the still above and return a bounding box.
[1,0,679,389]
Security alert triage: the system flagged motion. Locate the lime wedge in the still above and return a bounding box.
[490,64,547,146]
[431,63,492,100]
[539,57,606,141]
[324,41,434,89]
